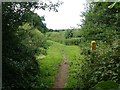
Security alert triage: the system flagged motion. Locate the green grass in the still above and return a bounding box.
[36,40,85,88]
[64,45,85,88]
[37,40,65,88]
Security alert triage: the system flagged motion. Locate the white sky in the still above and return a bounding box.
[35,0,87,29]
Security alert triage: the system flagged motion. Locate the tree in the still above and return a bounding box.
[23,11,48,33]
[2,1,62,89]
[76,2,120,89]
[65,30,73,39]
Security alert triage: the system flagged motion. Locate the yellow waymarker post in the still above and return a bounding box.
[91,41,96,51]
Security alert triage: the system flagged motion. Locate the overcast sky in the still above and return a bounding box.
[35,0,87,29]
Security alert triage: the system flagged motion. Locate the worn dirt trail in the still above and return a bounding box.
[53,54,68,89]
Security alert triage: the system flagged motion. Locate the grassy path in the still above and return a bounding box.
[37,40,83,88]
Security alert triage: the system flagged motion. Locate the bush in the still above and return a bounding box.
[76,40,120,89]
[65,30,73,39]
[45,32,65,44]
[93,80,119,90]
[64,38,81,45]
[2,23,48,89]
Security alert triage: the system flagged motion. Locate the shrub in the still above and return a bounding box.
[2,23,47,89]
[64,38,81,45]
[93,80,119,90]
[76,40,120,89]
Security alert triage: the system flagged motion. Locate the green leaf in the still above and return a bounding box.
[108,2,116,9]
[93,80,119,89]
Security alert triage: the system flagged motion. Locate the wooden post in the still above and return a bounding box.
[91,41,96,51]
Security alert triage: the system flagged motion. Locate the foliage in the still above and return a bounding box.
[23,11,48,33]
[3,22,48,89]
[45,31,65,43]
[93,80,119,90]
[72,29,81,38]
[2,1,120,89]
[18,23,47,49]
[77,44,120,89]
[40,2,120,89]
[2,1,62,89]
[73,2,120,89]
[64,38,81,45]
[2,2,39,89]
[46,30,81,45]
[65,30,73,39]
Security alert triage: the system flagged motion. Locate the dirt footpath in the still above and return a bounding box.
[53,55,68,89]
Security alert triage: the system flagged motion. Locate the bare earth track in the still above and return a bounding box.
[53,54,68,89]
